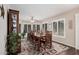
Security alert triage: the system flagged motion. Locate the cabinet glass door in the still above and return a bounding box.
[12,14,17,33]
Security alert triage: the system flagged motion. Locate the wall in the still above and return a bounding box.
[0,4,22,54]
[0,5,8,54]
[46,7,79,48]
[75,14,79,49]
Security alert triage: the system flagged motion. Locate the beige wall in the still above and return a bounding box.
[0,5,9,54]
[0,4,22,54]
[47,7,79,48]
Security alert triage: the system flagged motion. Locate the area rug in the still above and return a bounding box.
[19,40,69,55]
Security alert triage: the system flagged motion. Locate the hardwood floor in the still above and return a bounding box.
[76,50,79,55]
[58,47,75,55]
[20,40,79,55]
[58,47,79,55]
[52,41,79,55]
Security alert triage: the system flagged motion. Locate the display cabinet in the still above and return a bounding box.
[7,9,21,54]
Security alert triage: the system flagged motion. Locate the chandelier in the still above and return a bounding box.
[31,16,35,23]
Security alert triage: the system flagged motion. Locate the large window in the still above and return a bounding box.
[53,22,57,35]
[53,18,65,38]
[58,20,64,36]
[33,24,36,31]
[37,25,40,31]
[23,24,27,33]
[42,23,47,31]
[42,24,44,30]
[28,24,31,33]
[45,23,47,31]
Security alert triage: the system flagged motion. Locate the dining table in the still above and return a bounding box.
[28,31,52,51]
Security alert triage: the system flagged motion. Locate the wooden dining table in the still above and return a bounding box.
[35,34,46,50]
[28,31,52,51]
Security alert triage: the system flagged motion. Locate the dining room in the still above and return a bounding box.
[0,4,79,55]
[8,4,79,55]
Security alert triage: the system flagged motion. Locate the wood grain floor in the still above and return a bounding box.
[58,47,79,55]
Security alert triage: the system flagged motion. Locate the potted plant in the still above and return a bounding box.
[21,32,25,39]
[7,32,21,55]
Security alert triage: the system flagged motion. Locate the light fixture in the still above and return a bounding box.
[31,16,35,23]
[0,4,5,18]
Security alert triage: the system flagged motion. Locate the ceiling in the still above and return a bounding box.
[9,4,79,20]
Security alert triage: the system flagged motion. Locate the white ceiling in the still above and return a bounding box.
[9,4,79,20]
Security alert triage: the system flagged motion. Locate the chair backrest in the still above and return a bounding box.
[45,31,52,48]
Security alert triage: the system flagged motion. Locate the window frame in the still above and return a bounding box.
[52,18,65,38]
[37,24,40,31]
[23,24,27,33]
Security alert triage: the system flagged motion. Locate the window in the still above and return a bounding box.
[58,20,64,36]
[45,23,47,31]
[33,25,36,31]
[28,24,31,33]
[53,22,57,35]
[42,23,47,31]
[37,25,40,31]
[42,24,44,30]
[53,18,65,38]
[23,24,27,33]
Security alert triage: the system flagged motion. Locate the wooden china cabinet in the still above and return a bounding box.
[7,9,19,34]
[7,9,21,54]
